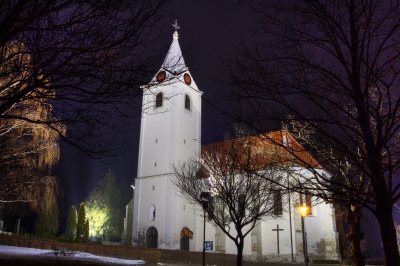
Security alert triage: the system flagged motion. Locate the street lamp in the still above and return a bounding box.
[200,191,210,266]
[299,206,309,266]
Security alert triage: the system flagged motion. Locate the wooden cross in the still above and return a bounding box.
[272,224,284,254]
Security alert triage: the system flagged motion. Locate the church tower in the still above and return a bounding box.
[133,22,202,250]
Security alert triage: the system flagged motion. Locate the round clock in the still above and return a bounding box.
[156,71,166,82]
[184,73,191,85]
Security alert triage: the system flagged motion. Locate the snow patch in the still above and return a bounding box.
[0,245,145,265]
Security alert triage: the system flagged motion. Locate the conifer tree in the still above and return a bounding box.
[85,169,131,241]
[66,205,77,240]
[84,218,90,242]
[76,202,86,240]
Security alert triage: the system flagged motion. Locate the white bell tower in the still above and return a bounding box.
[133,22,202,250]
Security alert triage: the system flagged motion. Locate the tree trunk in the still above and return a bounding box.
[374,200,400,266]
[236,238,244,266]
[344,205,365,266]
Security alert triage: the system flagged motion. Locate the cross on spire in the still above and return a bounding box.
[172,20,180,31]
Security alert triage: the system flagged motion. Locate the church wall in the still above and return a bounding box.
[192,216,218,252]
[173,194,197,250]
[169,82,201,167]
[132,176,168,246]
[135,80,202,250]
[260,216,294,258]
[224,224,253,256]
[137,87,173,178]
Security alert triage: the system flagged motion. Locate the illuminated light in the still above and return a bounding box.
[299,206,309,217]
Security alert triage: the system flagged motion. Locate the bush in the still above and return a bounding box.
[365,258,386,265]
[313,259,340,264]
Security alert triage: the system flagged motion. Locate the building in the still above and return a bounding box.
[131,25,340,262]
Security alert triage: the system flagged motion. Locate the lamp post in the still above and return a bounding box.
[200,192,210,266]
[299,206,309,266]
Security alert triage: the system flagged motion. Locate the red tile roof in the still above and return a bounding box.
[201,131,321,173]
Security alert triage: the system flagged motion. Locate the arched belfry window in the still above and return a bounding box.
[156,92,163,108]
[185,94,190,110]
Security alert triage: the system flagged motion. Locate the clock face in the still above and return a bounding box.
[184,73,191,85]
[156,71,166,82]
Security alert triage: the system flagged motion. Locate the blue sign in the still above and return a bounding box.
[204,241,213,251]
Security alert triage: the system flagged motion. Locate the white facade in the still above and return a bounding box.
[132,29,341,262]
[133,29,202,251]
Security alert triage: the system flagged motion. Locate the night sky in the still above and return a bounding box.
[51,0,396,258]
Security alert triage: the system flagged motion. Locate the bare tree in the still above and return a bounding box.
[0,0,169,159]
[0,40,64,206]
[224,0,400,264]
[282,123,372,266]
[173,130,294,266]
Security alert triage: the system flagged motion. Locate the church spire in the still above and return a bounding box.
[162,20,186,74]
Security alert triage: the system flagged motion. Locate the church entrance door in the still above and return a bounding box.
[181,236,189,250]
[146,227,158,248]
[180,227,193,251]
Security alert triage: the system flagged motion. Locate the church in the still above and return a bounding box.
[131,24,341,262]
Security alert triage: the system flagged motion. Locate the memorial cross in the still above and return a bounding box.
[272,224,284,254]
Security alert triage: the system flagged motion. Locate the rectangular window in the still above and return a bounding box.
[305,194,312,215]
[274,190,283,216]
[238,194,245,216]
[299,191,303,205]
[208,197,215,220]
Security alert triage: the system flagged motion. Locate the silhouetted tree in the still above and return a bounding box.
[173,129,298,266]
[225,1,400,264]
[0,0,169,159]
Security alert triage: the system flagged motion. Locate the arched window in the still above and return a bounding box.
[155,92,163,108]
[185,94,190,110]
[149,205,156,221]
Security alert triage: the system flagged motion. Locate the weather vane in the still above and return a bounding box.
[172,20,180,31]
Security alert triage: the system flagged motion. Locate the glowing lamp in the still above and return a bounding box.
[300,206,309,217]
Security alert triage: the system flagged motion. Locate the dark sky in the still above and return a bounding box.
[52,0,398,258]
[54,0,259,232]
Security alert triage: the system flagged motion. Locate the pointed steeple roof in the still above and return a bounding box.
[162,30,186,74]
[144,21,201,93]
